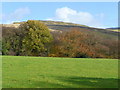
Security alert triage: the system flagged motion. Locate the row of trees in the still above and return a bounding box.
[2,20,118,58]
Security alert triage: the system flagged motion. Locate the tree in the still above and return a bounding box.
[20,20,53,56]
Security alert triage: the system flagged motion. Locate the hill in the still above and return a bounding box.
[2,20,119,34]
[106,27,120,32]
[2,20,119,58]
[107,27,120,29]
[2,20,119,38]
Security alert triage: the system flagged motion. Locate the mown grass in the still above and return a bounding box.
[2,56,118,88]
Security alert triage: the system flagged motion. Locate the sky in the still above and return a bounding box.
[1,2,118,28]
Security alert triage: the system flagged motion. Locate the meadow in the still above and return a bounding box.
[2,56,118,88]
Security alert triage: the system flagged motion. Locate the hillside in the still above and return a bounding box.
[2,20,119,58]
[1,20,119,39]
[106,27,120,32]
[1,20,118,35]
[1,20,118,34]
[11,20,118,41]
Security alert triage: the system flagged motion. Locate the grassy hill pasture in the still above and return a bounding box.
[109,29,120,32]
[2,56,118,88]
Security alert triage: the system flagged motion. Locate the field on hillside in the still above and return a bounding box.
[2,56,118,88]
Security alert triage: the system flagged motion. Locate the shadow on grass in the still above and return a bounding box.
[3,76,118,88]
[56,76,118,88]
[32,76,118,88]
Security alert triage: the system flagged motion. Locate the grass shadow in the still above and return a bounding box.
[55,76,118,88]
[28,76,118,88]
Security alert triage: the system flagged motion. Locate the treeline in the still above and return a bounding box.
[2,20,118,59]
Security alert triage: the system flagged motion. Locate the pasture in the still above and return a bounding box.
[2,56,118,88]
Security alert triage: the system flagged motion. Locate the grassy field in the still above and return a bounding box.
[2,56,118,88]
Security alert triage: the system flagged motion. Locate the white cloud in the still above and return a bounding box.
[47,7,104,28]
[55,7,77,21]
[1,7,30,24]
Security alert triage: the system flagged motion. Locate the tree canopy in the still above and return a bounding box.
[21,20,53,56]
[2,20,53,56]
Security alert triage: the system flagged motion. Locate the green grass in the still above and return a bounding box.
[2,56,118,88]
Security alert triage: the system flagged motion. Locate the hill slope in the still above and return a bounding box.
[2,20,119,58]
[2,20,119,35]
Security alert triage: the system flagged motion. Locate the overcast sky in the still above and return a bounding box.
[1,2,118,28]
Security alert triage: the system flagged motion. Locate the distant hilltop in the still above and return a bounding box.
[106,27,120,32]
[13,20,89,27]
[1,20,89,29]
[107,27,120,29]
[1,20,119,33]
[2,24,20,28]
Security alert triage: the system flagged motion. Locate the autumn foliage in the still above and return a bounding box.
[49,28,118,58]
